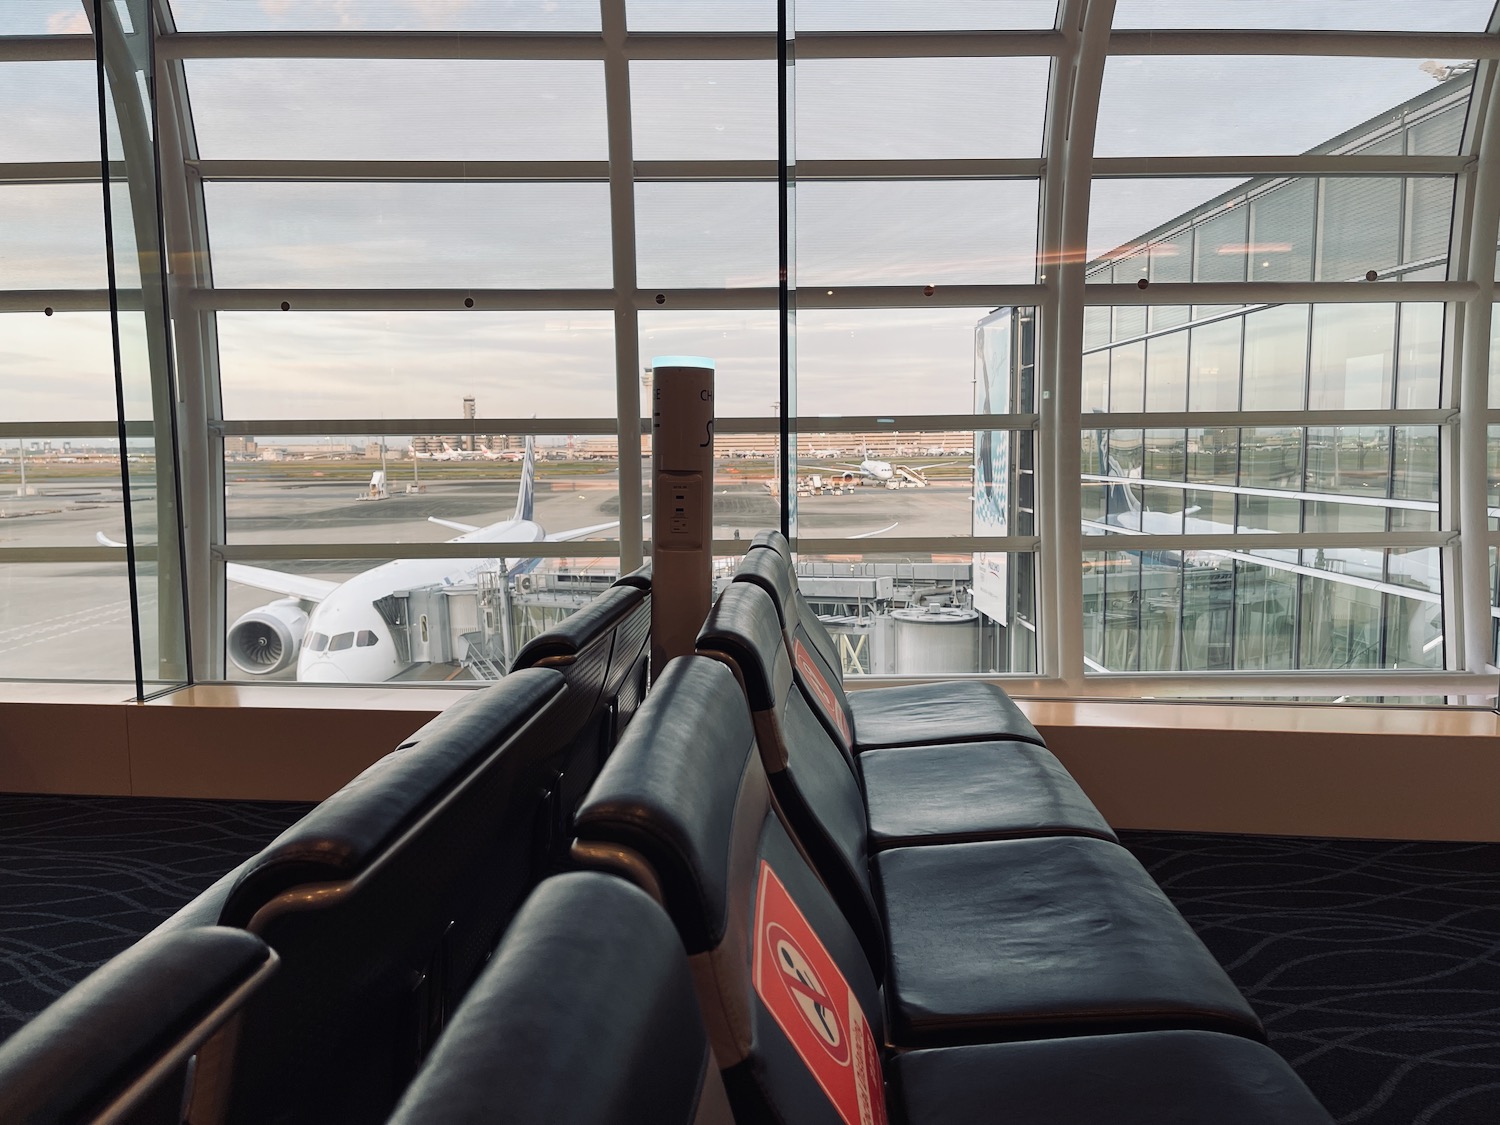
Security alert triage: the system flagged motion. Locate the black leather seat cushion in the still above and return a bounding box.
[0,927,272,1125]
[387,873,718,1125]
[860,741,1117,849]
[875,836,1263,1048]
[891,1030,1335,1124]
[849,680,1045,751]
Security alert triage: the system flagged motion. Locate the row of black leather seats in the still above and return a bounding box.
[0,571,653,1125]
[386,645,1338,1122]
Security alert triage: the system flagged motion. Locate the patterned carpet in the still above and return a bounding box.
[0,794,313,1042]
[0,797,1495,1123]
[1122,831,1500,1125]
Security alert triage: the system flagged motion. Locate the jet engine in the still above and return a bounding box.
[228,599,309,676]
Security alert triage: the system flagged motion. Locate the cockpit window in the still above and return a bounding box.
[306,632,328,652]
[356,630,378,648]
[329,632,355,651]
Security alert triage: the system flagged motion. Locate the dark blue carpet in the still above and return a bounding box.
[0,797,1495,1123]
[1122,831,1500,1125]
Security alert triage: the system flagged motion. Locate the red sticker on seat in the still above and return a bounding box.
[752,861,887,1125]
[794,637,852,746]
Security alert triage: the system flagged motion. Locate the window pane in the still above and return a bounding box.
[0,313,117,422]
[1,184,106,289]
[1241,304,1309,411]
[226,556,618,683]
[217,312,616,420]
[798,180,1040,286]
[630,0,773,31]
[173,1,600,30]
[640,310,778,418]
[1097,57,1471,157]
[226,434,623,544]
[796,1,1058,30]
[793,552,1037,675]
[1114,1,1494,31]
[186,60,608,161]
[1,61,100,162]
[205,183,612,288]
[635,182,778,289]
[796,57,1050,160]
[798,307,1024,415]
[631,61,776,161]
[0,564,136,681]
[1188,316,1242,411]
[1308,304,1396,410]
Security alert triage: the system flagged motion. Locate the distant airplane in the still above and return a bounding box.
[102,437,616,682]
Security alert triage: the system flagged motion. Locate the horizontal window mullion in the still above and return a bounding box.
[797,158,1045,181]
[0,162,119,185]
[0,421,127,438]
[159,31,608,61]
[1081,529,1451,551]
[1093,154,1471,178]
[1085,280,1474,305]
[796,31,1063,59]
[1106,29,1500,58]
[793,536,1039,555]
[789,414,1035,432]
[1080,473,1437,512]
[188,288,618,313]
[0,36,91,62]
[0,290,136,313]
[1083,409,1455,428]
[0,547,144,563]
[1054,670,1497,697]
[218,541,621,563]
[191,159,611,183]
[216,418,625,436]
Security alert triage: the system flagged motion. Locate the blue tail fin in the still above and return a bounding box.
[513,435,536,523]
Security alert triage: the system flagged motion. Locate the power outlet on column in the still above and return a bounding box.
[663,475,704,549]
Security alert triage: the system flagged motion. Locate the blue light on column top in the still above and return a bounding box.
[650,356,716,370]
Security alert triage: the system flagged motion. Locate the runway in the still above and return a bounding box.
[0,458,978,683]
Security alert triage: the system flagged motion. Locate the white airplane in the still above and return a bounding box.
[837,457,896,484]
[105,438,617,683]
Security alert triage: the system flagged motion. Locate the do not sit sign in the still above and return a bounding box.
[752,861,887,1125]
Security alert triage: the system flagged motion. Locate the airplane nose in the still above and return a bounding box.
[300,662,349,683]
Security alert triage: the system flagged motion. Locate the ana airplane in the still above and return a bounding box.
[99,437,616,683]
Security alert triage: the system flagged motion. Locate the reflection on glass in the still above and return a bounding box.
[1083,546,1443,674]
[1241,304,1309,411]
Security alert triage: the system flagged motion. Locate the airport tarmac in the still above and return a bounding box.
[0,460,979,683]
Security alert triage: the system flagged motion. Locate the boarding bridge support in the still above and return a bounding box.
[650,356,716,671]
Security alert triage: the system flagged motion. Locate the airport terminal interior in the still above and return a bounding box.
[2,2,1500,1123]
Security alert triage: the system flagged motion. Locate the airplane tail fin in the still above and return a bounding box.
[513,434,536,523]
[1095,426,1140,519]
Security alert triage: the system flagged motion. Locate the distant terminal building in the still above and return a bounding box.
[410,396,520,455]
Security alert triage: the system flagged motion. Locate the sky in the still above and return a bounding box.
[0,1,1491,422]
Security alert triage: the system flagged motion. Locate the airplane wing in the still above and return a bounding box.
[429,517,480,533]
[225,563,340,603]
[545,520,620,542]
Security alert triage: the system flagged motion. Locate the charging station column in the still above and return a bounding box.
[650,357,716,672]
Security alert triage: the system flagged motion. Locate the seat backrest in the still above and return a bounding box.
[695,584,885,974]
[570,660,876,1125]
[0,927,275,1125]
[193,667,581,1125]
[749,527,792,562]
[575,657,888,1125]
[511,583,651,826]
[387,871,731,1125]
[612,561,653,591]
[603,581,652,737]
[734,548,856,758]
